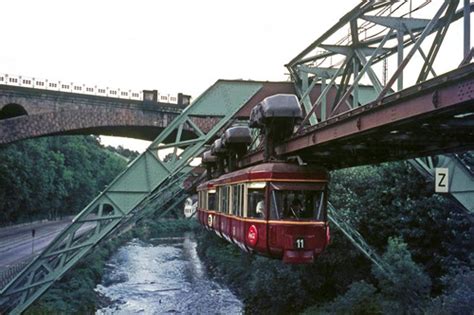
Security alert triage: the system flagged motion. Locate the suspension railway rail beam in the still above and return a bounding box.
[240,63,474,169]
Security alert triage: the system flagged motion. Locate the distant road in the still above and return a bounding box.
[0,218,73,271]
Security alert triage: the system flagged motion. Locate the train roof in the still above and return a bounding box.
[197,162,327,190]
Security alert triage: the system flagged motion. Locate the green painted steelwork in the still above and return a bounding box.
[288,0,468,124]
[0,80,262,314]
[288,0,474,282]
[410,155,474,214]
[327,203,395,281]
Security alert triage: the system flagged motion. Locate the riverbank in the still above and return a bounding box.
[25,218,200,314]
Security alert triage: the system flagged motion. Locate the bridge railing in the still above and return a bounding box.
[0,73,180,104]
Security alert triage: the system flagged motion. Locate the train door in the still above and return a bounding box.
[239,184,245,244]
[215,186,227,238]
[268,183,284,254]
[229,184,244,246]
[221,185,232,242]
[243,182,267,253]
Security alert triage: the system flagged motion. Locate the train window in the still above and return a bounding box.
[270,185,325,221]
[246,182,266,219]
[203,191,206,209]
[240,185,244,217]
[208,190,216,210]
[215,189,220,212]
[231,184,244,217]
[232,185,239,216]
[203,191,206,208]
[228,186,232,214]
[202,191,206,209]
[219,186,228,213]
[198,191,201,208]
[225,186,232,215]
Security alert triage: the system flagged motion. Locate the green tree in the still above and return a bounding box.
[0,136,128,225]
[373,237,431,313]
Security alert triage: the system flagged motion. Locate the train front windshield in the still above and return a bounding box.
[270,183,326,221]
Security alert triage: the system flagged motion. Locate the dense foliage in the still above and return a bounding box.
[197,161,473,314]
[0,136,130,225]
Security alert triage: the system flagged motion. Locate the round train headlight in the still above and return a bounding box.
[247,225,258,247]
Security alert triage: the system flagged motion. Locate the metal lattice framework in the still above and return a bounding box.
[288,0,471,127]
[287,0,473,278]
[0,80,263,314]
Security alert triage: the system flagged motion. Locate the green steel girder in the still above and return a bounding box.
[410,154,474,214]
[329,32,393,116]
[0,80,263,314]
[376,1,451,100]
[290,1,469,125]
[297,65,341,78]
[290,3,472,69]
[327,203,396,281]
[361,15,431,31]
[417,0,459,83]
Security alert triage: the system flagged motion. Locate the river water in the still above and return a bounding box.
[95,233,243,314]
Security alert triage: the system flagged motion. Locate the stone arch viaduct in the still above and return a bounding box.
[0,85,219,145]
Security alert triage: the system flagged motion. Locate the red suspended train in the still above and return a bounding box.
[196,94,330,264]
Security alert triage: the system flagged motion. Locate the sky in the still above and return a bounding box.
[1,0,471,152]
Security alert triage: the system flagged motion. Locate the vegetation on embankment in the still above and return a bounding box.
[196,161,473,314]
[25,229,134,314]
[0,136,138,225]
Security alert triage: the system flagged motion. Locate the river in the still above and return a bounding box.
[95,233,243,314]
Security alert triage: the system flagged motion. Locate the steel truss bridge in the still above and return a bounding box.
[1,1,473,313]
